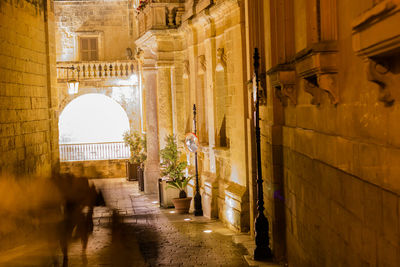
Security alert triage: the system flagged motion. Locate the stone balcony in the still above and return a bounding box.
[136,0,185,37]
[56,60,138,81]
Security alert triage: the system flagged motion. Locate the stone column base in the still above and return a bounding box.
[144,163,160,194]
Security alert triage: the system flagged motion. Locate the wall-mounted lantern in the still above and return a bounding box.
[58,65,80,95]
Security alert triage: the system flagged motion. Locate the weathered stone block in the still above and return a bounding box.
[342,175,364,220]
[363,182,383,233]
[382,191,399,246]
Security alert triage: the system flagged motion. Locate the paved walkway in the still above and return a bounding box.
[0,178,281,266]
[71,178,249,266]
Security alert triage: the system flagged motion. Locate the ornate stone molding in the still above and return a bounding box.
[198,55,206,75]
[182,60,190,79]
[352,0,400,106]
[136,1,184,37]
[195,0,214,14]
[295,43,339,105]
[268,66,296,106]
[215,48,226,72]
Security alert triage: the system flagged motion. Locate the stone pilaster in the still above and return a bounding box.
[156,64,174,149]
[143,67,160,194]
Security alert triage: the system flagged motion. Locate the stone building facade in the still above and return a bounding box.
[54,0,142,133]
[0,0,399,266]
[0,0,59,176]
[256,0,400,265]
[135,0,400,265]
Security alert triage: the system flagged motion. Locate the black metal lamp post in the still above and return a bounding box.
[253,48,273,260]
[193,104,203,216]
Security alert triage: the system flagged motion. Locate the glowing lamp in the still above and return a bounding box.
[215,62,224,72]
[67,79,79,95]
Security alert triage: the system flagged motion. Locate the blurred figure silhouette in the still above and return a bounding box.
[54,173,105,267]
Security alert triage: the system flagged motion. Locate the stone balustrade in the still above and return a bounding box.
[137,1,184,37]
[57,60,138,81]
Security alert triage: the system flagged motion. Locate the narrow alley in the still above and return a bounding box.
[13,178,257,267]
[81,178,250,266]
[1,0,399,266]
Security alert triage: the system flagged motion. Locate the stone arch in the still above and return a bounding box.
[58,83,142,133]
[59,93,131,144]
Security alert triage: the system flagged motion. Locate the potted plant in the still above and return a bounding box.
[160,134,192,213]
[123,131,146,190]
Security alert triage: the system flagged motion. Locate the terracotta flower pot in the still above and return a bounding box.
[171,197,192,214]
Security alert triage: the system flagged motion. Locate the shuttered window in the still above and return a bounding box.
[80,37,98,61]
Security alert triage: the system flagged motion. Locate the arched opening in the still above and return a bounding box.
[59,93,130,161]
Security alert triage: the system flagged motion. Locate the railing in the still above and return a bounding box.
[60,142,130,161]
[56,60,138,81]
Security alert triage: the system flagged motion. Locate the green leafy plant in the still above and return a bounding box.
[123,130,147,166]
[160,134,192,198]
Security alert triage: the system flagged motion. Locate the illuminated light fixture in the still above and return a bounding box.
[58,65,80,95]
[215,62,225,72]
[67,78,79,95]
[184,218,191,221]
[151,201,158,204]
[203,230,212,233]
[169,211,175,214]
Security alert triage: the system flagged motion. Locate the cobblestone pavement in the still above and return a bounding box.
[69,178,249,267]
[0,178,282,267]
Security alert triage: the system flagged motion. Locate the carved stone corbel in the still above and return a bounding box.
[215,48,226,72]
[303,76,321,106]
[352,0,400,106]
[198,55,206,75]
[296,47,339,105]
[365,59,394,106]
[318,73,339,105]
[268,68,296,106]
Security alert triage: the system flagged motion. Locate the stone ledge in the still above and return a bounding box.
[219,181,249,232]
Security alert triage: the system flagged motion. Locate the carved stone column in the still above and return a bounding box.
[143,67,160,194]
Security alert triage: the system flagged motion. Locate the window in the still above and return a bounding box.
[80,37,98,61]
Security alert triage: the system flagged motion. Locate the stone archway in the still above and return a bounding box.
[59,93,130,144]
[58,76,143,133]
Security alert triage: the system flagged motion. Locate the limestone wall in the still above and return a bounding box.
[260,0,400,265]
[0,0,59,176]
[54,0,135,62]
[60,159,127,178]
[175,1,250,231]
[55,0,142,132]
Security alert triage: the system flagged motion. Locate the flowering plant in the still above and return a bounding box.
[136,0,149,12]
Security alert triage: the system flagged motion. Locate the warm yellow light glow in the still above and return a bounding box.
[59,94,130,144]
[215,63,224,72]
[115,74,138,86]
[169,211,175,214]
[226,208,235,225]
[203,230,212,233]
[67,80,79,95]
[184,218,191,221]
